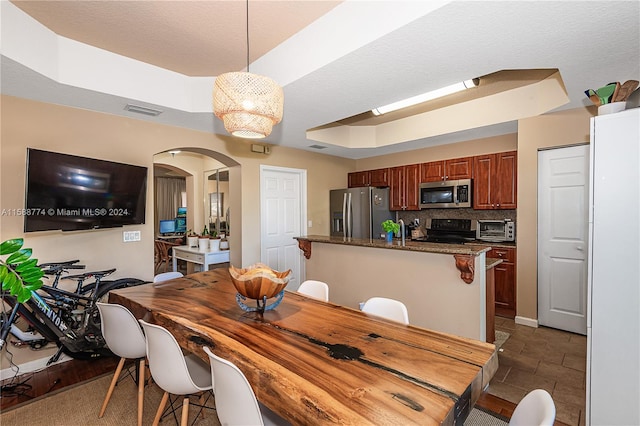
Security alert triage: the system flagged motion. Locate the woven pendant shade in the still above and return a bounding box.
[213,72,284,139]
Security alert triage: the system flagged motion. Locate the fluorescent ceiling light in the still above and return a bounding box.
[371,79,479,116]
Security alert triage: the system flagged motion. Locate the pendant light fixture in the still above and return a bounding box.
[213,0,284,139]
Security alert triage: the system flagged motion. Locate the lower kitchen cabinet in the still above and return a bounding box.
[490,247,516,318]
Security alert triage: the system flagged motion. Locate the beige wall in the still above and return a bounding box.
[516,107,595,320]
[0,96,353,281]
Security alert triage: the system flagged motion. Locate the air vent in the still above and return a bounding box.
[124,104,163,116]
[309,144,326,149]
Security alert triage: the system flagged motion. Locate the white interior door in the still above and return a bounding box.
[538,145,589,334]
[260,166,306,290]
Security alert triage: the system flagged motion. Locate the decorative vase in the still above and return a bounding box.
[209,237,221,251]
[386,231,393,242]
[187,236,199,248]
[229,263,291,313]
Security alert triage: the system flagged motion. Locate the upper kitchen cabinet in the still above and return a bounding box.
[390,164,420,211]
[421,157,473,182]
[369,168,390,187]
[473,151,517,209]
[348,168,390,188]
[348,171,370,188]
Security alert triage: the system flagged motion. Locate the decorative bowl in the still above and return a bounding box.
[229,263,291,300]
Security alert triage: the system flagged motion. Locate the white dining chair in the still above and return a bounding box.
[202,346,290,426]
[361,297,409,325]
[96,302,148,426]
[153,271,183,283]
[139,320,213,426]
[297,280,329,302]
[508,389,556,426]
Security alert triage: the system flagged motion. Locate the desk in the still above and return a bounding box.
[110,270,497,425]
[171,245,229,272]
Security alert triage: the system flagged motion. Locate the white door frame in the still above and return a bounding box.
[259,165,307,284]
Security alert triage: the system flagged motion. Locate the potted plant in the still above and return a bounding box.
[0,238,44,303]
[198,226,210,251]
[186,229,199,248]
[209,229,221,251]
[381,220,400,242]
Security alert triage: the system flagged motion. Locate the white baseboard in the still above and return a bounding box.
[1,351,71,381]
[515,315,538,328]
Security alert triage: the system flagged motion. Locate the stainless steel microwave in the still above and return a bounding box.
[476,219,516,242]
[419,179,472,209]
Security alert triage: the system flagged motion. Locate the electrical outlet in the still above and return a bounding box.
[123,230,141,242]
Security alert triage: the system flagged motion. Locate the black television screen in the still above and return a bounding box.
[24,148,147,232]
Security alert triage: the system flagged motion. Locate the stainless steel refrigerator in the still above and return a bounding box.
[330,187,393,239]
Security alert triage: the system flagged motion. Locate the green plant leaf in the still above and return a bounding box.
[0,238,23,255]
[2,271,16,290]
[0,265,8,282]
[17,287,32,303]
[9,275,22,294]
[25,280,43,291]
[15,258,38,272]
[6,248,33,265]
[20,268,45,283]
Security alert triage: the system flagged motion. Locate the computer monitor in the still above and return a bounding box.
[174,217,186,233]
[159,219,176,235]
[177,207,187,217]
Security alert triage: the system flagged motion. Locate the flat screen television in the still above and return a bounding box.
[24,148,147,232]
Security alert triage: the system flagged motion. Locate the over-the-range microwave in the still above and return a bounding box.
[419,179,472,209]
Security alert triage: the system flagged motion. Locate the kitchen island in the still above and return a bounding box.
[295,235,495,342]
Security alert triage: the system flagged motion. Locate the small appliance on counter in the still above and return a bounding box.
[415,218,476,244]
[476,219,515,242]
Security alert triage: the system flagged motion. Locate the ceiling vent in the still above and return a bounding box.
[309,144,326,149]
[124,104,163,116]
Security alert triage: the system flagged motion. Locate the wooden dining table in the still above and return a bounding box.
[109,269,498,425]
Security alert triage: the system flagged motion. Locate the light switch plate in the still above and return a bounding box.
[123,230,141,242]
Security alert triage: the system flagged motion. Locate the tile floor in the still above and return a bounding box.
[487,317,586,426]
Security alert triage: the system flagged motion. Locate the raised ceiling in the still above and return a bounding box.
[2,1,639,159]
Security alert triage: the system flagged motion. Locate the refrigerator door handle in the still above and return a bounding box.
[347,192,352,238]
[342,193,347,238]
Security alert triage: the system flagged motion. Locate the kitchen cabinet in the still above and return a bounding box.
[421,157,473,182]
[389,164,420,211]
[369,168,390,187]
[473,151,517,209]
[348,171,370,188]
[490,247,516,318]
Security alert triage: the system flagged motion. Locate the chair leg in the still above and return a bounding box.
[153,391,169,426]
[99,357,126,418]
[181,397,190,426]
[137,358,145,426]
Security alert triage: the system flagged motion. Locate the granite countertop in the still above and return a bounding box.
[295,235,491,256]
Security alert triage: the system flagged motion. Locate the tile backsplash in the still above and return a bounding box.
[397,208,516,231]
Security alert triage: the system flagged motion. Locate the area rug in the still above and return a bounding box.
[494,330,510,350]
[464,407,509,425]
[0,373,218,425]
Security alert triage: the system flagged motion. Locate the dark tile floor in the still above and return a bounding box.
[487,317,586,426]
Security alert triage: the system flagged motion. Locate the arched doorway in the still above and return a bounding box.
[153,149,241,273]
